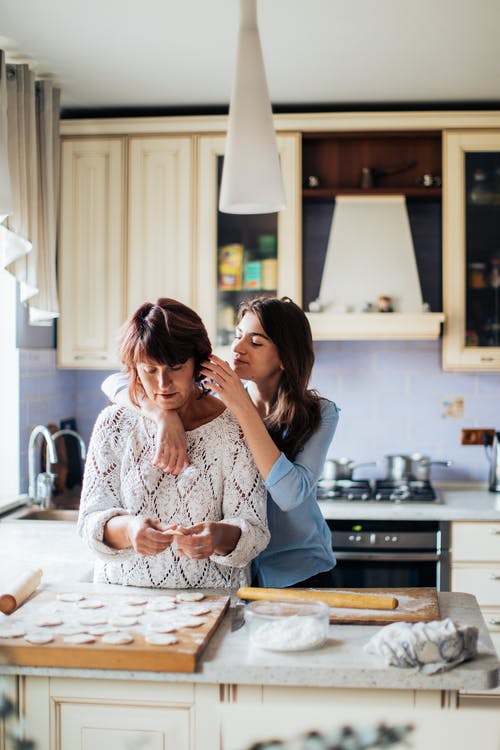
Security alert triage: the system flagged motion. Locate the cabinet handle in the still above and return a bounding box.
[489,573,500,580]
[489,619,500,626]
[489,528,500,535]
[480,356,495,362]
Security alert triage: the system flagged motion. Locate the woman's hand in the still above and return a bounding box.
[152,410,189,475]
[200,355,251,414]
[174,521,241,559]
[111,515,180,556]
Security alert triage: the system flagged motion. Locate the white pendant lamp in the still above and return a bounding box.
[219,0,285,214]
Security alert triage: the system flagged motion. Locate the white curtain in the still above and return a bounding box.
[0,51,60,324]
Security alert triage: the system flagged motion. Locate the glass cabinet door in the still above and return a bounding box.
[196,134,301,354]
[443,131,500,370]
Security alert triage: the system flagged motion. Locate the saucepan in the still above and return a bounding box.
[410,453,452,481]
[321,458,376,482]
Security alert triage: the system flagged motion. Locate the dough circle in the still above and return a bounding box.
[120,596,148,606]
[0,624,26,638]
[148,620,178,633]
[56,592,85,602]
[78,599,105,609]
[79,615,108,626]
[102,631,134,645]
[176,592,205,602]
[146,600,176,612]
[108,615,139,628]
[57,626,87,636]
[145,632,178,646]
[64,633,96,644]
[25,631,54,644]
[33,615,63,627]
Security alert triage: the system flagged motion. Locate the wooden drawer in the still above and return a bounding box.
[452,565,500,605]
[452,521,500,562]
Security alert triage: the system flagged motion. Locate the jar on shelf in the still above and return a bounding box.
[467,262,487,288]
[468,168,490,204]
[488,257,500,288]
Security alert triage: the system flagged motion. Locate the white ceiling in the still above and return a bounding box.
[1,0,499,113]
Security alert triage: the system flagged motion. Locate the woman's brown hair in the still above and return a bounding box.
[119,298,212,406]
[237,296,321,460]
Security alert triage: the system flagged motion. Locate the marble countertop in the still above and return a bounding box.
[0,579,498,691]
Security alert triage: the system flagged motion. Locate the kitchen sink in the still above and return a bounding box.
[7,507,79,522]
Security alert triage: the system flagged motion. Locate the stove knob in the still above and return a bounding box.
[391,536,398,542]
[355,535,362,542]
[384,535,391,542]
[348,535,355,541]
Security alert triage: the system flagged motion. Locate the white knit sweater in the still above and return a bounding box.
[78,405,270,589]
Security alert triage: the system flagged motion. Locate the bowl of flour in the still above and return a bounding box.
[245,600,329,651]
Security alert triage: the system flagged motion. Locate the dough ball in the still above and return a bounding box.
[102,631,134,645]
[145,632,178,646]
[63,633,96,644]
[25,631,54,644]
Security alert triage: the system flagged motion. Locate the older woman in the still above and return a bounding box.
[78,298,269,589]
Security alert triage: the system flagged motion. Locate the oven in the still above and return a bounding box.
[327,519,451,591]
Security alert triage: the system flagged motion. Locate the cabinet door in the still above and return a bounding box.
[195,133,301,352]
[58,138,125,368]
[127,136,194,315]
[443,130,500,370]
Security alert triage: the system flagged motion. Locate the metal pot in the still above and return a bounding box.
[322,458,376,482]
[410,453,453,481]
[384,454,413,482]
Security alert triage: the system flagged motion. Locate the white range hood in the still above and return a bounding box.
[308,195,444,340]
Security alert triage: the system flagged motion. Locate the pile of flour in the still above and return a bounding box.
[249,614,327,651]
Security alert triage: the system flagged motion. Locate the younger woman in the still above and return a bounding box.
[102,296,339,588]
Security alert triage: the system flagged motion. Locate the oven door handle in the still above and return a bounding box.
[334,552,441,562]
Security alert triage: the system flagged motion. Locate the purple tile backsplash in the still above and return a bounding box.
[18,340,500,493]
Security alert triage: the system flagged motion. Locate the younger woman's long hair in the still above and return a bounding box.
[237,296,321,460]
[119,298,212,406]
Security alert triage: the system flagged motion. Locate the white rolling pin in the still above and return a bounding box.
[237,586,399,611]
[0,568,43,615]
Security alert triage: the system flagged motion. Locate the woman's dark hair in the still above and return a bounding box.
[237,296,321,460]
[119,298,212,406]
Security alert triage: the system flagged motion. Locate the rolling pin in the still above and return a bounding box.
[237,587,398,611]
[0,568,43,615]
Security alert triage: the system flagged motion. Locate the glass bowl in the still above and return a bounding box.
[244,600,329,652]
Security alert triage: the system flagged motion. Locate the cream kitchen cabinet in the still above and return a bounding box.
[21,676,220,750]
[58,138,126,368]
[195,133,301,352]
[443,130,500,371]
[451,520,500,702]
[58,135,194,368]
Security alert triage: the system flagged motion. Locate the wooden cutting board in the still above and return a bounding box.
[0,590,230,672]
[326,587,440,625]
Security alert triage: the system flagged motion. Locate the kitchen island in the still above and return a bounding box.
[0,503,499,750]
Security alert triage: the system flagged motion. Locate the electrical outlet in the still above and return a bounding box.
[461,428,496,445]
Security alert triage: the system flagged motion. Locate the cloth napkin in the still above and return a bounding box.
[364,618,478,674]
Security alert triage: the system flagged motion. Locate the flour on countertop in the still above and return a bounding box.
[250,615,327,652]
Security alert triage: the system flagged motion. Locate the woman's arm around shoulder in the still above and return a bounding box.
[264,398,340,512]
[211,414,270,569]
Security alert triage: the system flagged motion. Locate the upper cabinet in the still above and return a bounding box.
[443,130,500,370]
[195,133,301,353]
[59,138,126,368]
[58,135,194,368]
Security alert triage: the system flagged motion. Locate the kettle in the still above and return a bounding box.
[488,431,500,492]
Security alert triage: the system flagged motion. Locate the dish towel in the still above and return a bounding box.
[364,618,478,674]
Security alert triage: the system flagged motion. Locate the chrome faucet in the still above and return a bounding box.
[28,425,58,506]
[51,429,87,464]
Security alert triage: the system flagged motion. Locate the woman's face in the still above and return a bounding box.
[136,357,196,411]
[231,312,283,383]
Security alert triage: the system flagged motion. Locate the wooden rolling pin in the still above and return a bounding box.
[0,568,43,615]
[237,587,398,611]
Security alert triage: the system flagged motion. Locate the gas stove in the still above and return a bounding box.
[317,478,438,503]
